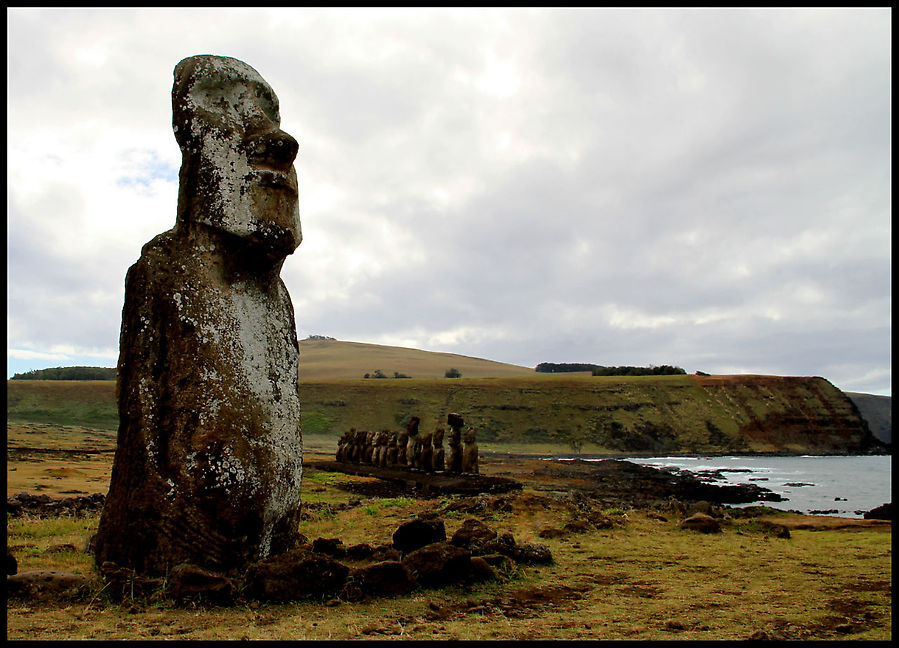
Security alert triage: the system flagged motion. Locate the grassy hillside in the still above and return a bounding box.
[298,339,534,380]
[9,373,883,455]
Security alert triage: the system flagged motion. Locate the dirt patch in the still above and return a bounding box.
[426,583,591,621]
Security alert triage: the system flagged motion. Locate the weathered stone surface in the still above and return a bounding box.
[93,54,304,576]
[479,553,516,574]
[8,550,18,575]
[393,518,447,554]
[466,556,496,583]
[7,570,90,601]
[371,544,402,562]
[680,512,721,534]
[461,426,479,474]
[244,548,349,601]
[344,543,374,560]
[167,563,238,603]
[446,414,464,474]
[449,518,498,549]
[312,537,346,558]
[347,560,416,598]
[510,542,554,565]
[401,542,471,588]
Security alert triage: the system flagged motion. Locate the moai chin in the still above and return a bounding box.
[93,55,304,576]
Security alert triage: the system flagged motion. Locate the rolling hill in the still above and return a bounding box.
[297,338,534,380]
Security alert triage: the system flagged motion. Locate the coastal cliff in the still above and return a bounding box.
[6,374,888,456]
[299,374,887,456]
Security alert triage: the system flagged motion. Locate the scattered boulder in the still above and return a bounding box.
[345,543,375,560]
[466,556,495,583]
[166,563,238,603]
[393,518,446,554]
[244,549,349,602]
[346,560,416,599]
[371,544,402,562]
[680,512,721,534]
[7,570,90,601]
[479,553,517,574]
[312,537,346,558]
[402,542,471,588]
[510,542,554,565]
[863,503,892,520]
[450,518,498,549]
[537,527,566,539]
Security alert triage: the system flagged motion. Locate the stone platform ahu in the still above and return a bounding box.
[93,55,305,576]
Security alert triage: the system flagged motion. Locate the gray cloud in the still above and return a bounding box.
[7,8,891,395]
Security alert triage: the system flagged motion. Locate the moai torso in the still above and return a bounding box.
[419,432,433,472]
[405,417,421,469]
[462,427,479,474]
[446,413,464,474]
[386,433,399,466]
[396,431,409,465]
[361,430,374,464]
[93,55,304,576]
[432,427,445,472]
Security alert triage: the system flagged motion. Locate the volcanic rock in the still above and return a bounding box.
[166,563,238,603]
[393,518,447,554]
[401,542,472,588]
[244,549,349,601]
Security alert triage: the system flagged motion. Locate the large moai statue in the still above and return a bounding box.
[431,427,445,472]
[462,427,479,474]
[446,413,464,474]
[93,55,304,576]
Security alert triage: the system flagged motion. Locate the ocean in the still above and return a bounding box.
[620,454,892,518]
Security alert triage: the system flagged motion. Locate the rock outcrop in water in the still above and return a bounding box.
[93,55,304,576]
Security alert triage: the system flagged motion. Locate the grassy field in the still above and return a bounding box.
[6,436,892,641]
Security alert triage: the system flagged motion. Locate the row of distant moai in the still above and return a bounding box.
[336,413,478,475]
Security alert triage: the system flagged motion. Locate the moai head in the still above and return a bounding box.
[406,416,420,437]
[464,427,477,444]
[172,55,301,261]
[433,427,444,445]
[420,432,432,447]
[387,433,398,448]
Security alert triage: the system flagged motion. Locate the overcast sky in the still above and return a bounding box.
[7,8,891,395]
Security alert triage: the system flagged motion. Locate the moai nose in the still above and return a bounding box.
[248,129,299,169]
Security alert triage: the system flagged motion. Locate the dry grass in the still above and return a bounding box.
[6,443,892,641]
